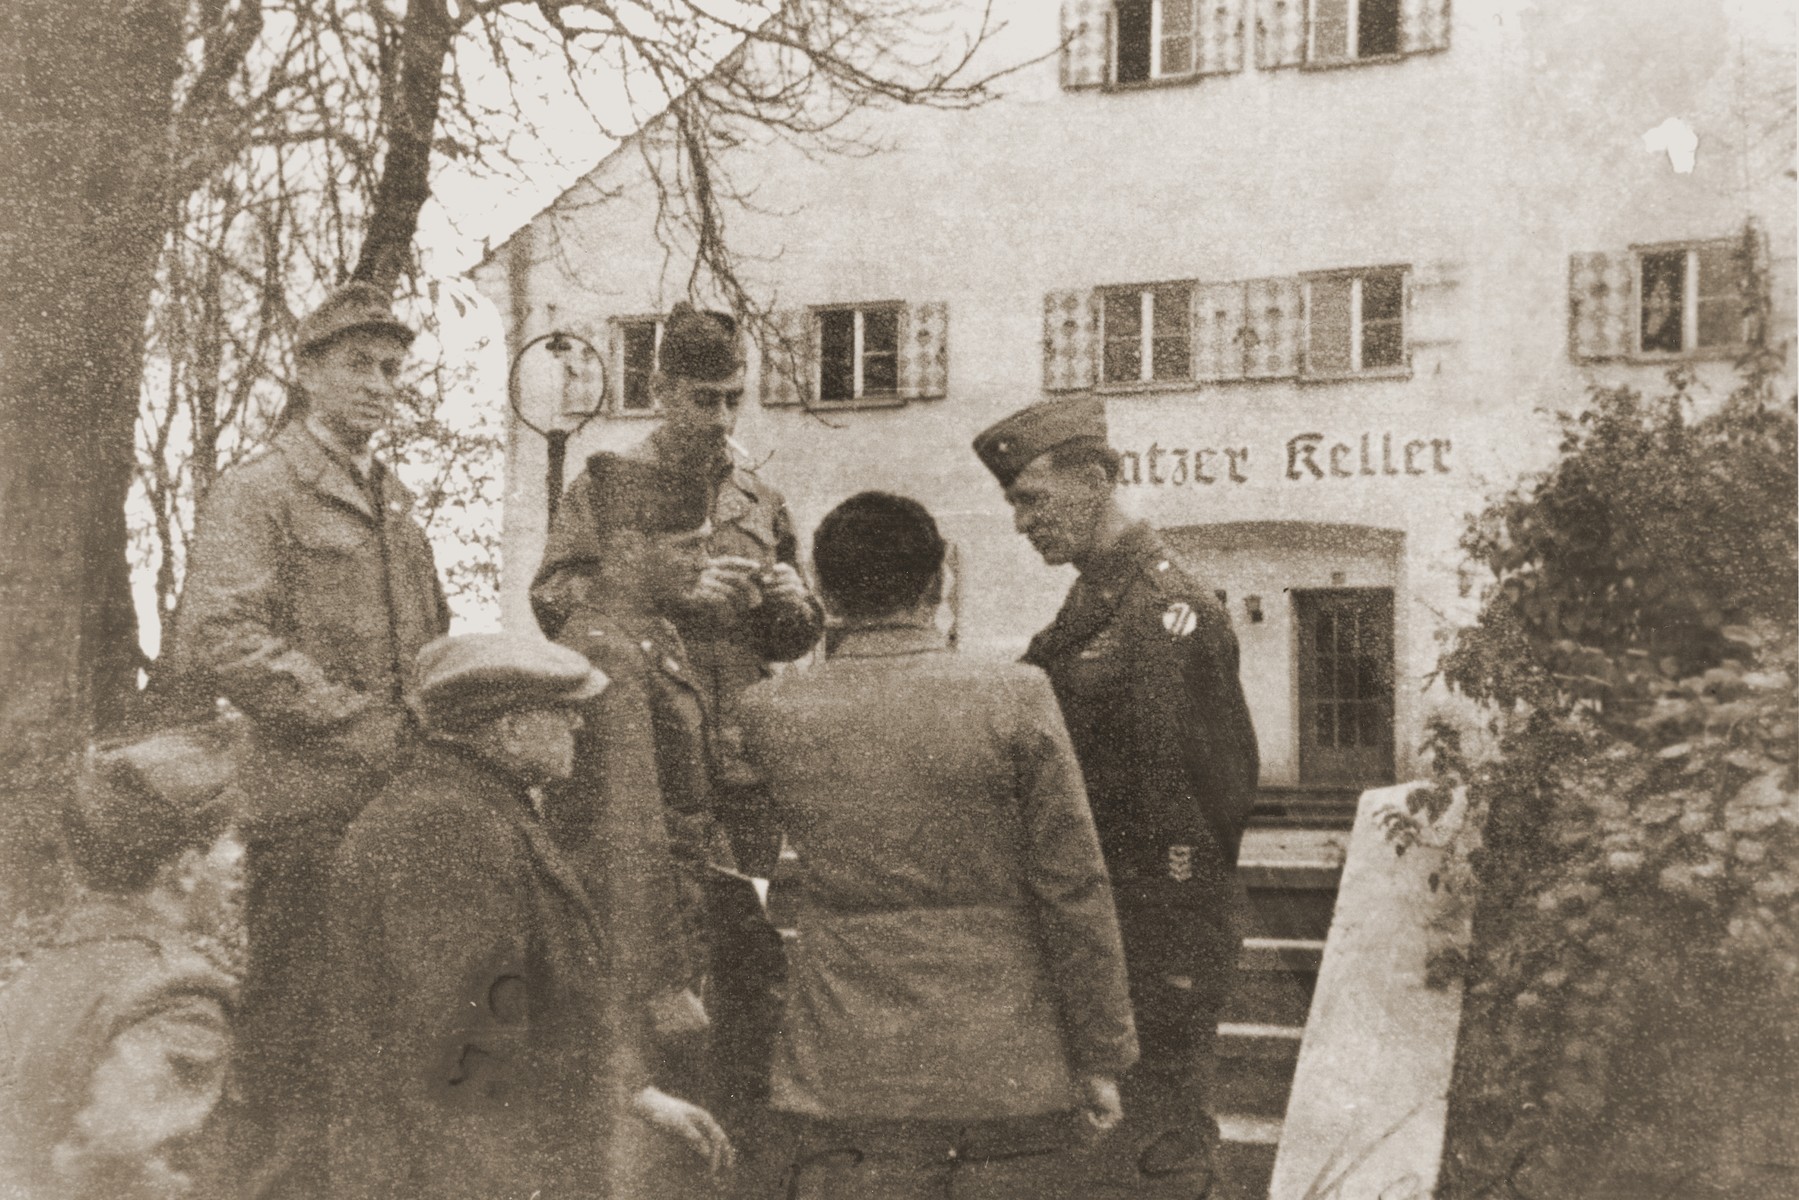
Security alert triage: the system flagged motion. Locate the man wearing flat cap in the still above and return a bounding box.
[973,397,1259,1195]
[172,281,450,1194]
[324,633,733,1200]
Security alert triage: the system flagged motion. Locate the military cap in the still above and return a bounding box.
[296,281,416,356]
[584,451,710,536]
[658,301,742,381]
[414,633,609,733]
[972,396,1109,488]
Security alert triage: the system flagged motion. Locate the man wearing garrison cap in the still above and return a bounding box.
[324,633,733,1199]
[172,281,450,1195]
[531,303,822,875]
[974,397,1260,1195]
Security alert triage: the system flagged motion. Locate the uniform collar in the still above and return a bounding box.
[304,414,375,479]
[1076,521,1162,599]
[829,621,949,660]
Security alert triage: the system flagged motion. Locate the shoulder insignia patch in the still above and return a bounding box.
[1161,602,1199,638]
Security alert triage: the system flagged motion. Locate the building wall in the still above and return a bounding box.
[474,0,1795,788]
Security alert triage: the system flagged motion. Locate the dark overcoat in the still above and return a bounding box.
[325,741,635,1200]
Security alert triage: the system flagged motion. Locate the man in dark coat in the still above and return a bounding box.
[171,282,450,1193]
[325,632,732,1200]
[974,397,1260,1196]
[735,493,1138,1200]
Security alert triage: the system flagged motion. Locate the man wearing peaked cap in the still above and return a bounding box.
[170,280,449,1197]
[324,632,734,1199]
[973,397,1260,1196]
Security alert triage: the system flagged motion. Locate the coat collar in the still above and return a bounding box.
[1076,521,1163,600]
[1027,523,1168,665]
[829,622,949,660]
[272,421,412,523]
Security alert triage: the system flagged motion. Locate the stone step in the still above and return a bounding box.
[1224,938,1325,1035]
[1214,1113,1283,1200]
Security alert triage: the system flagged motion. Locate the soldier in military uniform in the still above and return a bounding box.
[973,397,1260,1197]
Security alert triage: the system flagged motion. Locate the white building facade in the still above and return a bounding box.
[474,0,1795,802]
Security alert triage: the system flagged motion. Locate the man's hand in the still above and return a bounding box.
[646,987,710,1041]
[630,1086,735,1174]
[759,562,810,609]
[690,555,763,615]
[1078,1074,1124,1137]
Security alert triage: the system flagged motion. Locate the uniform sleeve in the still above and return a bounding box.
[1008,672,1140,1078]
[530,472,604,640]
[1166,596,1260,865]
[176,470,369,731]
[741,497,823,664]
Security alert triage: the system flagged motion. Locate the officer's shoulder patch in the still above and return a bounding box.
[1161,602,1200,638]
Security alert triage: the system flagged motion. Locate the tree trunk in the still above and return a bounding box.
[353,0,454,292]
[0,0,185,913]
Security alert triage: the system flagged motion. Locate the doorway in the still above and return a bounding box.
[1294,588,1395,787]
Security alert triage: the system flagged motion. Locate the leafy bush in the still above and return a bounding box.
[1414,225,1799,1196]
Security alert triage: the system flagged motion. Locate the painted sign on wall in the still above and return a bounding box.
[1116,433,1453,486]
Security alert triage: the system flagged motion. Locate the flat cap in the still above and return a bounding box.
[414,633,608,733]
[972,396,1109,488]
[296,281,416,356]
[584,451,709,536]
[658,301,742,382]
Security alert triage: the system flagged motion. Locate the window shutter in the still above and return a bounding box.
[1043,290,1099,392]
[1568,252,1635,361]
[606,319,626,413]
[1256,0,1305,68]
[1399,0,1450,54]
[1061,0,1111,89]
[1304,276,1355,376]
[759,308,813,407]
[1192,282,1247,381]
[1244,276,1302,377]
[1198,0,1247,74]
[900,301,949,400]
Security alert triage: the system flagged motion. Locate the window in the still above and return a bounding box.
[1309,0,1401,62]
[1101,283,1192,385]
[1303,266,1408,377]
[1108,0,1208,81]
[616,318,661,412]
[1637,241,1744,356]
[1296,588,1395,786]
[816,305,901,404]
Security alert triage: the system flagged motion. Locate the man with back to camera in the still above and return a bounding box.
[172,282,450,1194]
[734,491,1139,1199]
[324,631,732,1199]
[973,397,1260,1196]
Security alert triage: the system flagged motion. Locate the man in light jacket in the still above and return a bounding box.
[736,492,1138,1199]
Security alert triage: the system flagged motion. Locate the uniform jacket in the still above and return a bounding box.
[530,432,823,709]
[548,608,723,1015]
[737,624,1139,1122]
[1024,522,1260,979]
[0,899,234,1200]
[325,741,634,1200]
[173,420,450,831]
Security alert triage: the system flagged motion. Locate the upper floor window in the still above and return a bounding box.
[1061,0,1246,89]
[1569,237,1754,363]
[1114,0,1199,82]
[1303,266,1408,377]
[1309,0,1400,63]
[761,301,948,409]
[615,317,662,412]
[1101,283,1193,385]
[817,305,901,403]
[1638,242,1744,356]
